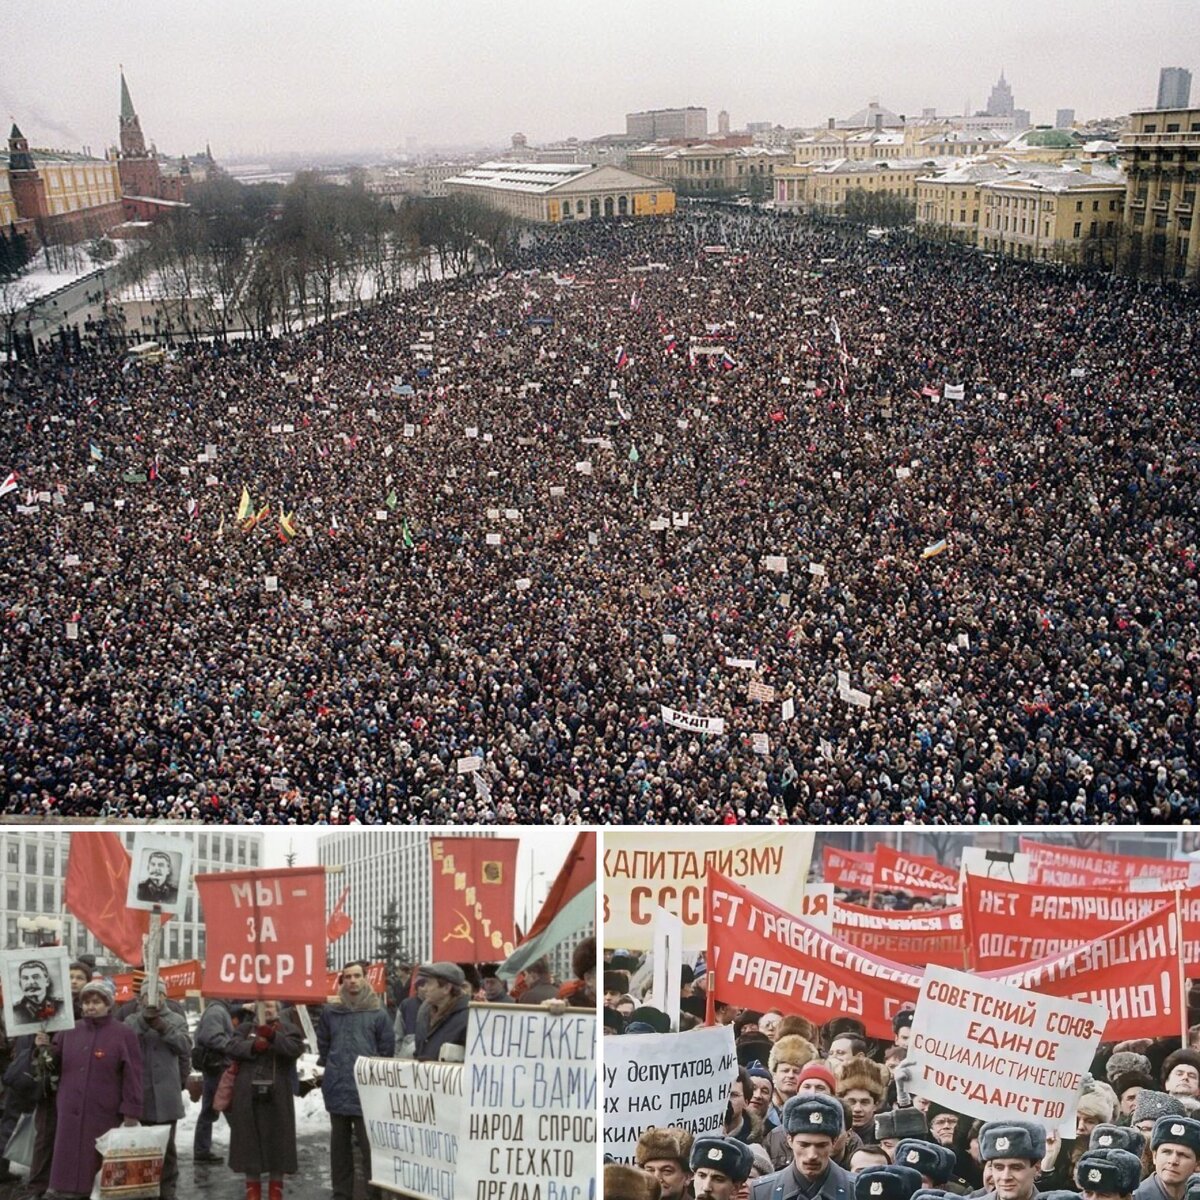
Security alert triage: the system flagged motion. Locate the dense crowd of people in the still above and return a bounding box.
[0,944,594,1199]
[2,208,1197,820]
[604,954,1200,1200]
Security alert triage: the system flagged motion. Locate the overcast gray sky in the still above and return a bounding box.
[7,1,1195,156]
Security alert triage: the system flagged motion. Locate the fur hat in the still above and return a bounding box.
[737,1034,775,1070]
[1074,1149,1142,1196]
[1113,1070,1158,1099]
[895,1140,954,1184]
[854,1165,924,1200]
[825,1016,868,1041]
[837,1055,889,1104]
[1107,1051,1153,1082]
[570,936,595,983]
[689,1136,754,1184]
[1164,1050,1200,1088]
[798,1061,839,1093]
[770,1035,818,1072]
[911,1190,950,1200]
[776,1015,821,1043]
[1090,1125,1145,1157]
[603,1006,625,1034]
[979,1121,1047,1163]
[748,1142,774,1176]
[628,1006,672,1035]
[734,1010,764,1038]
[604,970,630,994]
[1152,1115,1200,1156]
[1134,1090,1187,1126]
[782,1093,844,1138]
[635,1127,693,1168]
[876,1108,928,1141]
[604,1164,662,1200]
[1078,1086,1118,1125]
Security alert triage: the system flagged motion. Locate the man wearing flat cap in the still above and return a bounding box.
[1134,1115,1200,1200]
[690,1135,754,1199]
[414,962,470,1062]
[751,1094,854,1200]
[1074,1148,1142,1200]
[977,1120,1047,1200]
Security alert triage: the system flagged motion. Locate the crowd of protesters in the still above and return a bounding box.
[604,950,1200,1200]
[2,208,1198,820]
[0,940,593,1199]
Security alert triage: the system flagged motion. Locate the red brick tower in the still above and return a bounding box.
[116,68,164,199]
[7,123,47,220]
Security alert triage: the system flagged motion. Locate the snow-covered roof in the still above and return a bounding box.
[443,161,594,194]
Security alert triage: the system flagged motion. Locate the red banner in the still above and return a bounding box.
[1019,839,1192,889]
[196,867,328,1002]
[325,962,387,996]
[430,837,519,960]
[822,846,876,891]
[965,875,1200,973]
[112,960,202,1003]
[873,844,959,897]
[833,903,968,967]
[988,902,1185,1041]
[706,870,921,1039]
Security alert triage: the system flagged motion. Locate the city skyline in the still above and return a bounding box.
[6,0,1194,158]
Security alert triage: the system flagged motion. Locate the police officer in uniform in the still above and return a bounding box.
[1074,1148,1143,1200]
[750,1094,856,1200]
[690,1135,755,1200]
[976,1121,1046,1200]
[1134,1116,1200,1200]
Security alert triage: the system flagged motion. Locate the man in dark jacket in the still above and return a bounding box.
[976,1120,1046,1200]
[750,1093,855,1200]
[1133,1115,1200,1200]
[413,962,469,1062]
[192,999,249,1164]
[317,961,395,1200]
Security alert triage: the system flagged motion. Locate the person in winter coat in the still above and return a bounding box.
[38,977,142,1200]
[227,1000,304,1200]
[193,998,251,1164]
[124,982,191,1200]
[412,962,469,1062]
[317,961,395,1200]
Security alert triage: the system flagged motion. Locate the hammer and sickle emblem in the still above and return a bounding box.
[443,911,473,942]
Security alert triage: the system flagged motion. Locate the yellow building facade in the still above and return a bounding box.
[775,158,934,213]
[625,144,787,195]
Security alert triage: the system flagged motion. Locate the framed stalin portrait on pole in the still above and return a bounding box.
[0,947,76,1035]
[126,832,191,917]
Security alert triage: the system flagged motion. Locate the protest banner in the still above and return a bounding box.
[324,962,388,996]
[112,960,202,1003]
[603,1024,735,1163]
[195,867,328,1001]
[873,844,959,897]
[822,846,876,891]
[1019,839,1194,889]
[659,705,725,736]
[429,838,518,960]
[605,832,814,950]
[987,902,1185,1040]
[908,964,1107,1132]
[705,871,921,1039]
[458,1005,596,1199]
[357,1057,460,1200]
[833,903,968,967]
[799,883,835,934]
[652,907,685,1027]
[965,875,1200,972]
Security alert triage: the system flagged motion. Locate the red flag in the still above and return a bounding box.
[64,832,153,966]
[327,885,353,943]
[499,831,596,980]
[822,845,875,890]
[833,902,969,967]
[430,837,519,959]
[872,844,959,897]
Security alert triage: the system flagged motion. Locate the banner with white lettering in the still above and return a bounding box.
[604,832,814,950]
[457,1005,595,1200]
[908,965,1107,1133]
[659,705,725,735]
[357,1058,460,1200]
[603,1024,736,1163]
[873,844,958,897]
[833,903,968,968]
[1019,839,1194,889]
[822,846,875,891]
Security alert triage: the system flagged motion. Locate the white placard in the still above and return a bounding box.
[458,1007,595,1197]
[64,622,79,641]
[909,964,1106,1133]
[575,460,592,475]
[486,532,501,546]
[515,578,532,591]
[465,426,478,439]
[0,947,77,1035]
[725,657,756,670]
[63,554,80,567]
[944,383,965,400]
[456,755,483,774]
[659,705,725,735]
[82,502,95,513]
[842,686,872,708]
[763,555,788,573]
[126,831,193,917]
[809,562,826,577]
[751,733,770,755]
[503,509,520,521]
[358,1058,460,1200]
[603,1025,735,1162]
[748,680,776,704]
[486,508,500,520]
[651,908,685,1030]
[672,511,690,528]
[781,697,795,721]
[375,509,388,521]
[404,424,416,438]
[588,531,599,546]
[649,517,669,531]
[662,633,677,646]
[264,576,278,592]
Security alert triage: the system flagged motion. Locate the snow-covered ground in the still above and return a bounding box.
[14,240,138,304]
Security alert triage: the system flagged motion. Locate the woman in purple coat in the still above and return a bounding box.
[36,977,143,1199]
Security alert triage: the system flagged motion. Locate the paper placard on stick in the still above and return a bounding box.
[503,509,520,521]
[662,633,677,646]
[486,532,501,546]
[375,509,388,521]
[763,555,788,574]
[809,562,826,577]
[575,460,592,475]
[465,426,479,439]
[588,531,599,546]
[486,508,500,520]
[549,486,566,498]
[82,502,95,513]
[65,621,79,641]
[359,1058,461,1200]
[751,733,770,755]
[63,554,80,567]
[908,964,1107,1133]
[403,423,416,438]
[726,657,756,670]
[604,1025,735,1161]
[944,383,965,400]
[837,669,851,690]
[781,697,795,722]
[842,686,871,708]
[459,1007,595,1195]
[456,755,483,774]
[649,517,669,531]
[896,466,912,480]
[748,680,775,704]
[672,511,690,528]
